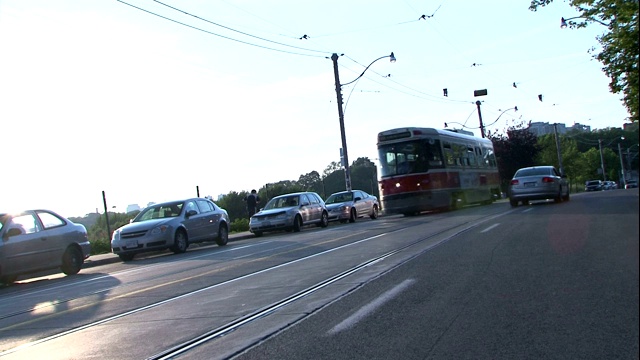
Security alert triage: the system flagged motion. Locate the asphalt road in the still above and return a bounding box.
[0,190,637,360]
[232,190,639,359]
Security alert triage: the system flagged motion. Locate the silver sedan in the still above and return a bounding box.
[325,190,380,223]
[508,166,570,207]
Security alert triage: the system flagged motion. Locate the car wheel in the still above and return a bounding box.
[370,205,379,220]
[119,253,135,262]
[554,190,562,203]
[563,190,570,201]
[348,209,356,223]
[319,212,329,228]
[216,225,229,246]
[172,230,188,254]
[61,246,83,275]
[292,215,302,232]
[0,275,18,285]
[509,198,518,207]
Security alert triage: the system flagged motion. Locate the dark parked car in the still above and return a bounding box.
[509,166,570,207]
[585,180,604,191]
[625,180,638,189]
[0,209,91,285]
[249,192,329,237]
[110,198,230,261]
[325,190,379,223]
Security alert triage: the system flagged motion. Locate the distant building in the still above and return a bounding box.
[528,122,593,137]
[126,204,141,213]
[528,122,567,136]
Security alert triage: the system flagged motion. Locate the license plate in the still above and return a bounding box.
[126,240,138,248]
[524,182,536,188]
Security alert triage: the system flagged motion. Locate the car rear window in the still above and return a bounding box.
[515,168,550,177]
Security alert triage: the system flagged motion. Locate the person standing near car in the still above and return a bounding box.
[244,189,260,218]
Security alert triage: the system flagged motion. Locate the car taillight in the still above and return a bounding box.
[510,179,519,185]
[542,177,555,183]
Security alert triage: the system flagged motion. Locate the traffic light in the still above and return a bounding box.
[538,94,543,102]
[443,88,448,97]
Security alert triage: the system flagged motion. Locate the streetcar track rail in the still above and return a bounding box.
[0,208,513,358]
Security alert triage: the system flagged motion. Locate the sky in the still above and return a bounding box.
[0,0,632,218]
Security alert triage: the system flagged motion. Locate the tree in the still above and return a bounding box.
[529,0,639,122]
[487,120,540,191]
[350,157,379,197]
[298,171,323,194]
[216,191,247,222]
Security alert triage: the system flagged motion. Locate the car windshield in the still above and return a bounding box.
[587,181,601,185]
[325,192,353,204]
[264,196,299,210]
[135,202,183,222]
[515,168,550,177]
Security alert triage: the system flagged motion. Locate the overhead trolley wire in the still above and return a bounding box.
[116,0,329,58]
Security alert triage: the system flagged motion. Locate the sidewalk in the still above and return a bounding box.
[83,231,255,268]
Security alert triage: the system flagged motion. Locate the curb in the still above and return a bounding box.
[83,231,255,268]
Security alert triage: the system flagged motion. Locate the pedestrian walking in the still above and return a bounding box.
[244,189,260,218]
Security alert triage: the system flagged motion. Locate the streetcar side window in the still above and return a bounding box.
[443,142,455,167]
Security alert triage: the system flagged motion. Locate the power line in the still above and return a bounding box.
[116,0,328,58]
[150,0,329,54]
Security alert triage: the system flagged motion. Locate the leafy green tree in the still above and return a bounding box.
[350,157,379,197]
[298,171,323,194]
[529,0,639,122]
[88,211,137,255]
[487,120,540,191]
[323,161,342,178]
[216,191,248,222]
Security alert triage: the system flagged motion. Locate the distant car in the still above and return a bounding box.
[509,166,570,207]
[585,180,604,191]
[625,180,638,189]
[0,209,91,285]
[249,192,328,237]
[111,198,230,261]
[604,181,617,190]
[325,190,379,223]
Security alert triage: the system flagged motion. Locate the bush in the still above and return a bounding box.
[230,218,249,233]
[91,237,112,255]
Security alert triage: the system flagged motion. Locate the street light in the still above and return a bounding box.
[331,52,396,191]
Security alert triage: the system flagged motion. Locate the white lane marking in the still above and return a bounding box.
[480,223,500,233]
[328,279,416,335]
[522,208,534,213]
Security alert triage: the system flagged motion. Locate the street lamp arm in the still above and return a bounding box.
[341,52,396,86]
[484,106,518,128]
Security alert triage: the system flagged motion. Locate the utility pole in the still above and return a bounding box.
[618,143,626,187]
[331,53,352,191]
[476,101,485,138]
[553,123,564,175]
[102,190,111,241]
[598,139,606,181]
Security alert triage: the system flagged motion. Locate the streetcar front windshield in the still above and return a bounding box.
[378,139,444,177]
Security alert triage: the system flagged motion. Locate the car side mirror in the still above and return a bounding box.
[186,210,198,218]
[354,197,362,202]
